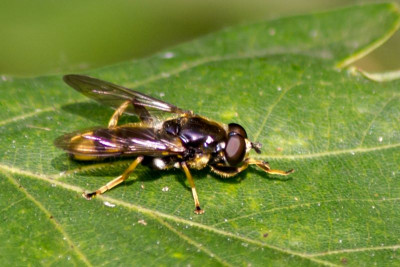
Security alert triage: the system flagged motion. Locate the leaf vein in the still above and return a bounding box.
[0,163,336,267]
[0,169,92,267]
[211,198,400,227]
[358,95,398,147]
[123,49,330,90]
[153,216,232,267]
[0,197,26,213]
[260,143,400,160]
[0,107,56,127]
[253,82,301,141]
[310,244,400,257]
[0,100,79,128]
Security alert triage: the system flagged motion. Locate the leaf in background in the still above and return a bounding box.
[1,3,400,266]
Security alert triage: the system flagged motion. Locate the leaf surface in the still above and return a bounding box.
[1,3,400,266]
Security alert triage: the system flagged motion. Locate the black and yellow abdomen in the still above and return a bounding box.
[55,127,185,161]
[67,131,120,161]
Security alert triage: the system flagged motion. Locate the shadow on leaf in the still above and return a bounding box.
[62,102,138,125]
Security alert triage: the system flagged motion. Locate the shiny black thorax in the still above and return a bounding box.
[162,115,227,160]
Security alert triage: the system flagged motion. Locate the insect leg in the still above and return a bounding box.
[210,163,249,178]
[83,156,144,199]
[108,100,131,128]
[181,162,204,214]
[247,159,294,175]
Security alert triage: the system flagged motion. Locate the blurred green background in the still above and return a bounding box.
[1,0,399,77]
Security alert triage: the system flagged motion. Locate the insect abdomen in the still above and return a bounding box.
[67,131,121,161]
[56,127,185,161]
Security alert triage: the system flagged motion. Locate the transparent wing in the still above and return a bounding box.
[55,126,185,158]
[63,74,191,123]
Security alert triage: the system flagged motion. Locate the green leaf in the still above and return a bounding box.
[1,3,400,266]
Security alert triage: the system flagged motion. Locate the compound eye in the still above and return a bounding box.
[228,123,247,138]
[225,135,246,166]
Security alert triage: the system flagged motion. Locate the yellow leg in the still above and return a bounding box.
[181,162,204,214]
[108,100,131,128]
[83,156,144,199]
[247,159,294,175]
[210,162,249,178]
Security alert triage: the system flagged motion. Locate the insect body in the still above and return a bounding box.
[56,75,293,214]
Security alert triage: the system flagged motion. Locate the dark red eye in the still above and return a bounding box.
[225,135,246,166]
[228,123,247,138]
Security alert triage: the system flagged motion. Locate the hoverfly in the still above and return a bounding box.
[56,75,294,214]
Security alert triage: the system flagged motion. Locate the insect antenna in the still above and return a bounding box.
[251,142,262,154]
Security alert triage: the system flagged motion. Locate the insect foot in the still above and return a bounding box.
[82,191,97,200]
[194,206,205,215]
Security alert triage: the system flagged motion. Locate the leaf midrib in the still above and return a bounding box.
[3,162,400,266]
[0,163,339,267]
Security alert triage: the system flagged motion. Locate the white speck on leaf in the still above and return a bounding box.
[162,186,169,192]
[138,219,147,226]
[162,52,175,59]
[103,201,116,208]
[378,136,383,142]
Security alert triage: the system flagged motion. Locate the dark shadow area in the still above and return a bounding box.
[62,102,110,125]
[51,154,133,176]
[124,168,179,186]
[62,102,138,125]
[171,168,208,192]
[52,154,185,186]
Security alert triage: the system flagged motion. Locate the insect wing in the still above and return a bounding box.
[63,74,191,123]
[55,127,185,158]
